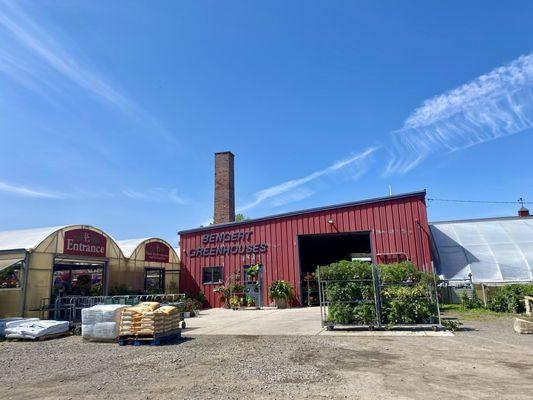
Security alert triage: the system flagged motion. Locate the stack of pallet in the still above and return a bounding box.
[119,302,160,336]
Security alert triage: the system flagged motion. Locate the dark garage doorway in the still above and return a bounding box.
[298,231,372,306]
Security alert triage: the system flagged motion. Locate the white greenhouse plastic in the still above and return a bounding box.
[431,217,533,283]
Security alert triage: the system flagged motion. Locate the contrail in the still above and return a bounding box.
[238,147,378,212]
[385,52,533,175]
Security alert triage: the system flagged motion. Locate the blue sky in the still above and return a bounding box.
[1,0,533,245]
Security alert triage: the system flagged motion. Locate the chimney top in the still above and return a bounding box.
[518,206,530,217]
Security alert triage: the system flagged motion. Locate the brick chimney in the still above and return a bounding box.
[518,206,530,217]
[214,151,235,224]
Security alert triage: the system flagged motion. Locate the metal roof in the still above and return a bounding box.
[430,217,533,283]
[178,190,426,235]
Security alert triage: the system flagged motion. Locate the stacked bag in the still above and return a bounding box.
[82,304,127,341]
[4,319,69,339]
[0,318,39,337]
[119,302,160,336]
[119,302,180,337]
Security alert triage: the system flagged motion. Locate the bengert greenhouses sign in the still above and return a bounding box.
[189,230,268,257]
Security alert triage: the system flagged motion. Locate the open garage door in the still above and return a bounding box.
[298,231,372,306]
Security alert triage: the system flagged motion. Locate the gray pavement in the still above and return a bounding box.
[185,307,453,336]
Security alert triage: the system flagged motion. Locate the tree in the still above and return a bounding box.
[235,213,248,221]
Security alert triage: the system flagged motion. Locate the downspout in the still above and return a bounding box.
[19,250,31,317]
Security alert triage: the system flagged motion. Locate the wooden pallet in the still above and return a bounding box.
[118,329,182,346]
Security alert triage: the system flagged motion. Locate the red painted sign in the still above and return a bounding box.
[63,229,107,258]
[145,242,170,263]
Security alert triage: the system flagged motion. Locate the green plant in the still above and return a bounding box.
[90,283,103,296]
[378,262,418,283]
[381,286,435,324]
[327,303,355,324]
[461,290,483,309]
[108,284,141,296]
[318,260,372,281]
[245,264,259,277]
[487,284,533,313]
[194,291,206,305]
[229,283,244,293]
[245,294,255,307]
[269,280,293,301]
[353,303,376,324]
[442,319,463,332]
[184,298,202,312]
[229,295,242,309]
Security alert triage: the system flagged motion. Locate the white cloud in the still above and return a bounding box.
[385,52,533,175]
[0,180,64,199]
[0,1,177,144]
[122,188,188,204]
[238,147,377,212]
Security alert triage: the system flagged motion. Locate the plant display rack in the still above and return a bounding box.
[318,264,442,331]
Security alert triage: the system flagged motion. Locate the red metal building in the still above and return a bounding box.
[179,190,432,308]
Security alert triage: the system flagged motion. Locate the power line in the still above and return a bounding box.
[427,197,533,205]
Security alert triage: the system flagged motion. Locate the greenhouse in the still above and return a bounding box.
[0,225,180,318]
[430,216,533,283]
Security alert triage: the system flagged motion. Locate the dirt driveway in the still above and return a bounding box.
[1,313,532,400]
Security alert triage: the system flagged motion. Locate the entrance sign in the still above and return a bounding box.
[145,242,170,263]
[63,229,107,258]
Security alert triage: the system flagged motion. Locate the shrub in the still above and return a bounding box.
[487,284,533,313]
[461,290,483,309]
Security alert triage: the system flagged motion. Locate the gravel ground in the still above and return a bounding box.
[1,316,532,400]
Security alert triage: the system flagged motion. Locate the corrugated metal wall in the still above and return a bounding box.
[179,192,432,307]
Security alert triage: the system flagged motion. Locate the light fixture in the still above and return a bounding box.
[327,219,334,225]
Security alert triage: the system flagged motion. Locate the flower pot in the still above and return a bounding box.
[275,298,287,309]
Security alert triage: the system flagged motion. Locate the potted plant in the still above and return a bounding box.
[244,264,260,282]
[229,295,242,310]
[214,286,231,308]
[269,280,293,309]
[245,294,255,308]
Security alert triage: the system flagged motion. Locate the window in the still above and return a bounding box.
[0,262,22,289]
[52,265,104,297]
[202,266,223,285]
[144,268,165,294]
